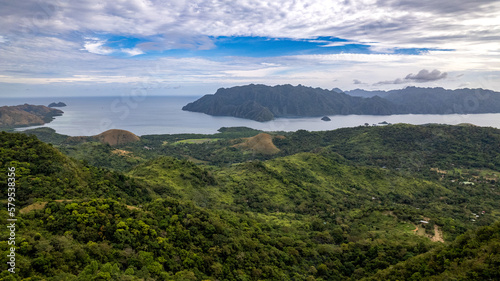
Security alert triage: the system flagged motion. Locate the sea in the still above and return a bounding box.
[3,96,500,136]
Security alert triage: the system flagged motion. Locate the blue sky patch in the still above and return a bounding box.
[92,35,454,59]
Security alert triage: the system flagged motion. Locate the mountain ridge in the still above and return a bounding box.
[182,84,500,121]
[182,84,396,121]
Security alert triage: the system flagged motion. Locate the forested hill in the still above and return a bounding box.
[380,86,500,114]
[1,125,500,280]
[182,84,500,121]
[0,131,148,206]
[363,221,500,280]
[182,84,395,121]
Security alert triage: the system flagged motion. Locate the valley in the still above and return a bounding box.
[1,124,499,280]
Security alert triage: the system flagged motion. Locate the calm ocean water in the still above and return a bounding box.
[3,96,500,136]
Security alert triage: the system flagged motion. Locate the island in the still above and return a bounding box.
[321,116,331,121]
[0,104,63,128]
[48,102,67,107]
[182,84,500,122]
[182,84,395,121]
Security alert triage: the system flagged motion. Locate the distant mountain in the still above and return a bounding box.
[0,104,63,128]
[182,84,396,121]
[331,87,344,94]
[385,86,500,114]
[345,88,391,98]
[347,86,500,114]
[183,84,500,121]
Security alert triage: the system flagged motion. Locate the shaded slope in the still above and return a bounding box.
[183,84,500,121]
[183,84,396,121]
[385,86,500,114]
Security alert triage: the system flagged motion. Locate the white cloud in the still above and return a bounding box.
[2,0,499,49]
[121,48,144,56]
[82,38,113,55]
[1,0,500,96]
[319,41,352,47]
[224,66,290,78]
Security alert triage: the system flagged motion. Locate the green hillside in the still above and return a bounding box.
[363,221,500,280]
[1,124,499,280]
[0,131,149,207]
[181,85,500,121]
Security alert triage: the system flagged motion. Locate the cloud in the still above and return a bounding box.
[82,38,113,55]
[375,69,448,85]
[405,69,447,82]
[121,48,144,56]
[318,41,351,47]
[374,78,407,85]
[136,33,215,51]
[353,79,364,84]
[1,1,500,96]
[377,0,500,16]
[81,37,145,56]
[1,0,499,50]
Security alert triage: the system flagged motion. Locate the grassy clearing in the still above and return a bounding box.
[173,138,220,144]
[19,202,48,214]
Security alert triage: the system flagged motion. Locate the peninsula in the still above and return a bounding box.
[0,104,63,128]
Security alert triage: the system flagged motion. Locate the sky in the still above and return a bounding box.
[0,0,499,98]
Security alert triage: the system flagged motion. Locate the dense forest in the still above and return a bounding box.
[182,84,500,121]
[1,124,500,280]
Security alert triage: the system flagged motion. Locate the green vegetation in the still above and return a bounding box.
[182,84,500,121]
[1,124,499,280]
[173,138,221,144]
[364,221,500,280]
[182,84,396,121]
[0,131,149,207]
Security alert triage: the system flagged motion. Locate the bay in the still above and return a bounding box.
[2,96,500,136]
